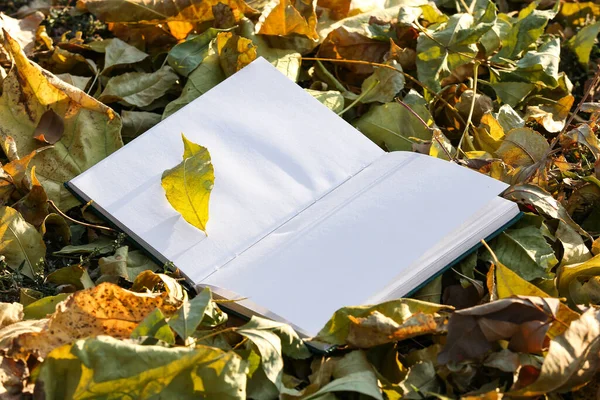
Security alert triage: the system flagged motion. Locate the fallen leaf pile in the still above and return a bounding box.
[0,0,600,397]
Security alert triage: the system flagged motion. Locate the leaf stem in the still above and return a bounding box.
[337,80,379,115]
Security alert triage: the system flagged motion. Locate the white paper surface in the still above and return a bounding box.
[203,152,512,336]
[69,57,383,282]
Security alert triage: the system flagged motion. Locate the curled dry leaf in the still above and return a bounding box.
[2,283,183,360]
[525,95,574,133]
[315,298,453,346]
[12,167,49,228]
[511,307,600,395]
[346,310,444,348]
[438,296,560,364]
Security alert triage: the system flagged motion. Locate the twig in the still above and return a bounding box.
[456,62,480,157]
[395,99,456,162]
[301,57,467,125]
[47,200,117,232]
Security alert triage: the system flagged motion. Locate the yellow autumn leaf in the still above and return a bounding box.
[161,134,215,233]
[472,113,505,154]
[255,0,319,40]
[0,31,123,210]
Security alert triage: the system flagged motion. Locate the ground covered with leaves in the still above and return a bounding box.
[1,0,600,398]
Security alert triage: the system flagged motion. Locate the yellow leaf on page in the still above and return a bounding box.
[161,134,215,233]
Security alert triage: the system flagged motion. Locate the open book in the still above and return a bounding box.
[67,58,520,336]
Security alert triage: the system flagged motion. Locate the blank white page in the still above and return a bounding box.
[68,57,383,282]
[203,152,509,336]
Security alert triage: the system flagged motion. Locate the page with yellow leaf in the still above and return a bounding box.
[68,57,384,283]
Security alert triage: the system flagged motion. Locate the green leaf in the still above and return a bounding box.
[510,36,561,88]
[567,22,600,67]
[103,38,149,72]
[482,226,558,281]
[168,28,224,76]
[511,308,600,395]
[168,287,213,340]
[0,206,46,280]
[131,308,176,344]
[360,60,405,103]
[121,110,161,142]
[36,336,248,399]
[398,361,440,399]
[237,323,284,389]
[23,293,70,320]
[305,89,344,113]
[316,298,452,346]
[303,351,383,400]
[493,1,558,61]
[163,54,225,119]
[489,81,534,108]
[238,316,310,359]
[161,134,214,233]
[416,0,496,92]
[99,66,179,108]
[354,90,433,151]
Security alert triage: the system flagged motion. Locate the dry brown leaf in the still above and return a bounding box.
[526,95,574,133]
[317,27,389,75]
[438,297,560,364]
[317,0,350,20]
[32,109,64,145]
[4,283,183,360]
[256,0,319,40]
[12,167,48,227]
